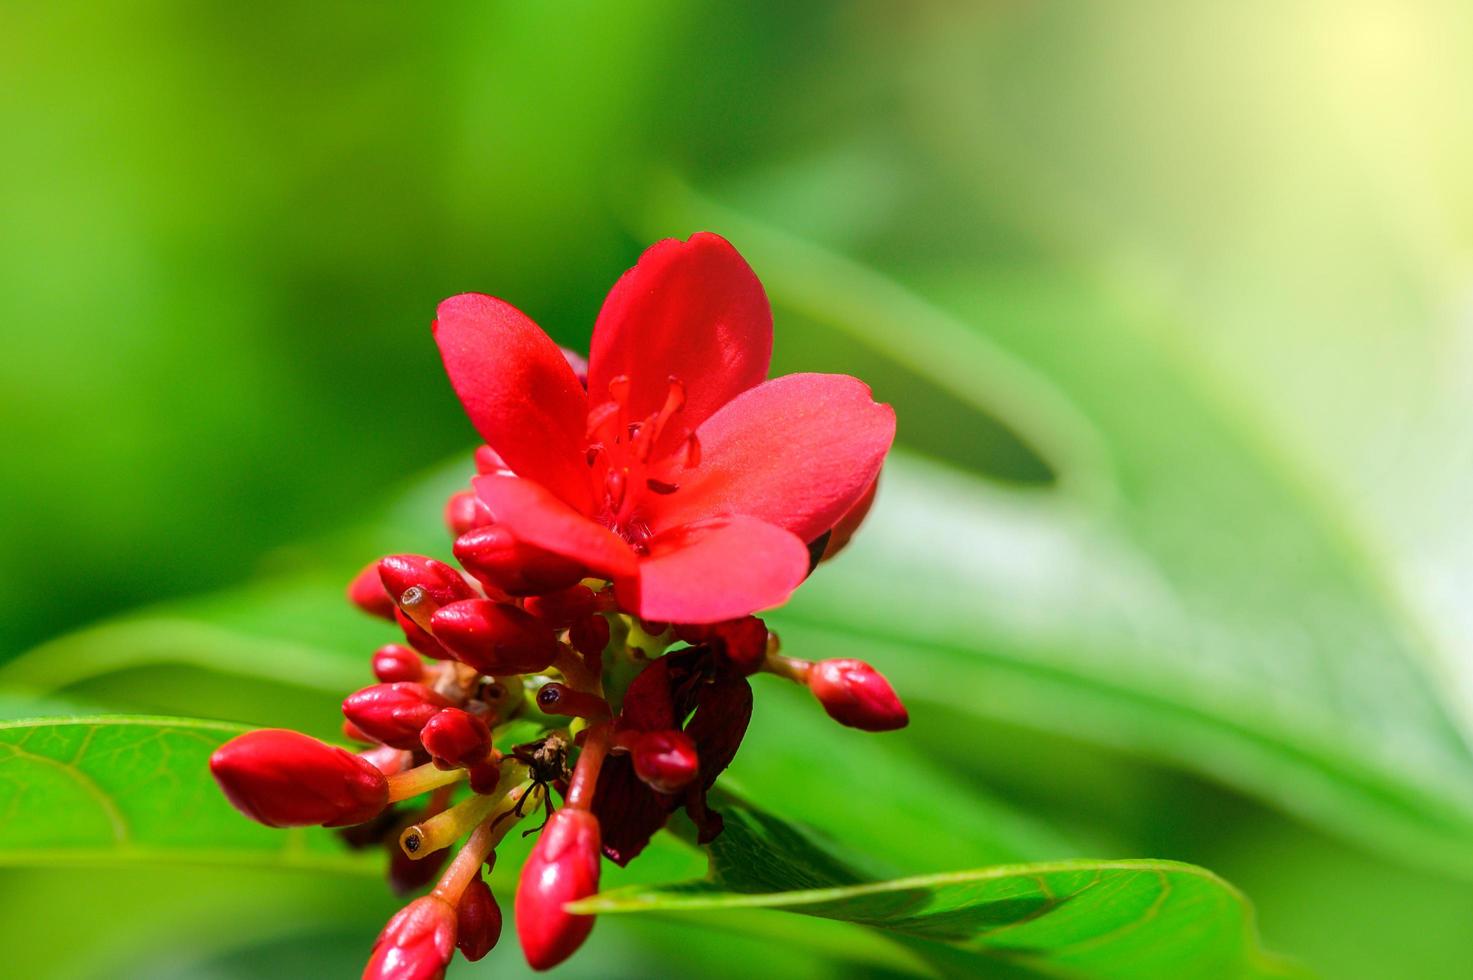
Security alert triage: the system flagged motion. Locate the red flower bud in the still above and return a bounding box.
[807,658,908,732]
[343,683,455,750]
[712,617,769,675]
[392,607,453,661]
[515,808,601,971]
[629,730,699,794]
[373,644,425,684]
[420,708,492,770]
[457,874,502,962]
[364,895,456,980]
[444,489,491,537]
[430,599,558,675]
[210,729,388,828]
[378,554,477,610]
[523,585,595,629]
[348,562,397,620]
[453,525,585,597]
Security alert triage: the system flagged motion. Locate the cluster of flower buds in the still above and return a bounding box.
[209,234,906,977]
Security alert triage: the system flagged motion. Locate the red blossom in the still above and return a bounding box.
[434,233,894,624]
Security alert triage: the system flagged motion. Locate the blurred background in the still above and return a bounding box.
[5,1,1473,977]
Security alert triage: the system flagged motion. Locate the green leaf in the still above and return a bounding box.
[579,800,1298,980]
[643,182,1473,877]
[0,716,374,873]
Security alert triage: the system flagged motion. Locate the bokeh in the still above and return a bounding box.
[4,2,1473,977]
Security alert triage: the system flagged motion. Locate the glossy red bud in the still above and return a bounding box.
[378,554,477,610]
[430,599,558,675]
[343,683,455,750]
[395,607,455,660]
[210,729,388,828]
[453,525,585,597]
[348,563,397,620]
[523,585,595,629]
[457,874,503,962]
[373,644,425,683]
[515,808,601,970]
[630,730,699,794]
[807,658,908,732]
[444,490,491,537]
[364,895,456,980]
[420,708,492,770]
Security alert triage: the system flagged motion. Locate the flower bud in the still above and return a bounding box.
[807,658,908,732]
[430,599,558,675]
[209,729,388,828]
[453,525,585,597]
[395,608,455,660]
[364,895,456,980]
[569,614,610,659]
[515,808,601,970]
[444,489,491,537]
[373,644,425,684]
[343,683,455,750]
[348,563,397,620]
[378,554,477,610]
[420,708,492,770]
[629,730,699,794]
[712,617,768,675]
[457,873,502,962]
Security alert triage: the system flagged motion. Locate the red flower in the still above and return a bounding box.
[434,233,894,623]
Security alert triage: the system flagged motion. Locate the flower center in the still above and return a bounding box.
[585,375,701,549]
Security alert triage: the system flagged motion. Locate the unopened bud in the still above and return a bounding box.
[343,683,455,750]
[515,808,601,970]
[420,708,492,770]
[210,729,388,828]
[444,489,491,537]
[629,730,699,794]
[457,873,503,962]
[373,644,425,684]
[807,658,908,732]
[453,525,585,597]
[378,554,477,611]
[363,895,456,980]
[430,599,558,675]
[348,563,397,620]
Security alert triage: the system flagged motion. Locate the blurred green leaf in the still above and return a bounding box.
[0,716,372,873]
[639,187,1473,878]
[581,799,1296,980]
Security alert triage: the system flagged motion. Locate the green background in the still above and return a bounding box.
[4,2,1473,976]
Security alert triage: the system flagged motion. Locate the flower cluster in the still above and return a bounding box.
[209,233,906,978]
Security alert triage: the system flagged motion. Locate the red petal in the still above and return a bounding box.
[587,233,771,440]
[472,474,637,579]
[434,293,591,510]
[617,516,809,624]
[647,373,895,543]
